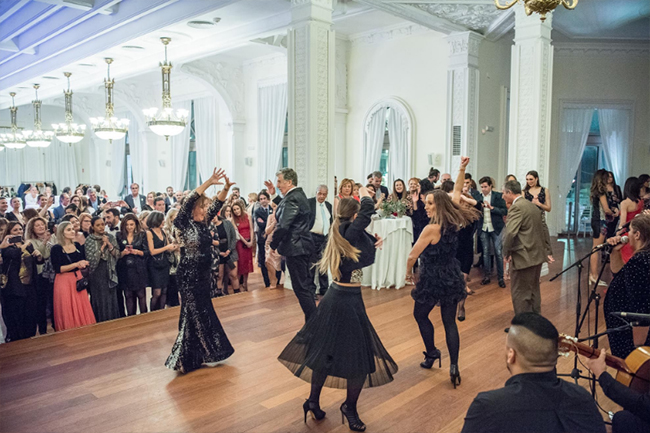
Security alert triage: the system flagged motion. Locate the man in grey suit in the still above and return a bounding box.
[502,180,551,315]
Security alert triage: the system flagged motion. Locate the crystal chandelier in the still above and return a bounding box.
[494,0,578,21]
[24,84,54,148]
[53,72,86,144]
[91,58,129,143]
[0,92,27,149]
[143,37,188,141]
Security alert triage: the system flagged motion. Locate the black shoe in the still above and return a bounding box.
[481,277,490,285]
[303,400,326,423]
[504,327,510,333]
[340,403,366,432]
[457,305,466,322]
[498,279,506,288]
[420,349,442,369]
[450,364,461,389]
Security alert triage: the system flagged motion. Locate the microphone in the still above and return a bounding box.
[610,312,650,321]
[593,236,628,252]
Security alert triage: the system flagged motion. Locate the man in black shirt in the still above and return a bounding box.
[586,348,650,433]
[461,313,606,433]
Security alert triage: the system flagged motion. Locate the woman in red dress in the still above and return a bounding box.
[619,177,645,263]
[231,200,254,291]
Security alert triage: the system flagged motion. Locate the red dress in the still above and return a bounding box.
[235,216,254,275]
[621,200,644,263]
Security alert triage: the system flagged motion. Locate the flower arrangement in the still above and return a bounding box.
[380,199,407,218]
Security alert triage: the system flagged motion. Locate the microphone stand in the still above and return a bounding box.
[550,245,603,387]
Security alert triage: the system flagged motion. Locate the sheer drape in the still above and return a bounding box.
[386,107,409,185]
[364,106,387,178]
[258,82,287,184]
[110,136,126,198]
[599,108,631,184]
[194,97,219,197]
[125,112,148,191]
[170,100,192,191]
[45,138,80,193]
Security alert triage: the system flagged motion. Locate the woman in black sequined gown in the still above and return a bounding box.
[165,169,235,373]
[406,157,479,388]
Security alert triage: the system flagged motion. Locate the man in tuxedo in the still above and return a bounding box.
[153,196,166,213]
[371,171,390,201]
[103,208,121,232]
[308,185,333,297]
[51,193,70,222]
[164,186,176,208]
[502,180,549,315]
[265,168,316,322]
[123,183,146,214]
[254,191,274,288]
[479,176,508,287]
[87,188,106,212]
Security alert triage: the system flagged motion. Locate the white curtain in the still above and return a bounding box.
[0,148,21,187]
[170,100,192,191]
[45,138,79,192]
[124,112,148,191]
[386,107,409,185]
[110,136,126,198]
[599,108,631,184]
[364,106,387,178]
[258,82,288,185]
[194,97,219,197]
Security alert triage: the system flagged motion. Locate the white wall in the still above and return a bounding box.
[346,29,449,183]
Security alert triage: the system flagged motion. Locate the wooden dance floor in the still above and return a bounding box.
[0,238,623,433]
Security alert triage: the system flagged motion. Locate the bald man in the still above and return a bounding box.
[461,313,605,433]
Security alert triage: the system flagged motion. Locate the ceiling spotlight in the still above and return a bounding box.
[187,20,215,29]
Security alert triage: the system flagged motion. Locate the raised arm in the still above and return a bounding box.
[452,156,469,205]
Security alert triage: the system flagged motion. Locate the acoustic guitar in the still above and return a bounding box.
[558,334,650,393]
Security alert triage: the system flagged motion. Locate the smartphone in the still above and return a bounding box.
[8,236,22,244]
[126,245,133,251]
[25,244,35,254]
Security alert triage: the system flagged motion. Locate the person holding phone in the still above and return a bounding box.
[116,214,148,316]
[0,222,42,341]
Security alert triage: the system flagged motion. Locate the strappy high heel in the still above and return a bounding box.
[303,400,326,423]
[340,403,366,432]
[450,364,461,389]
[420,349,442,369]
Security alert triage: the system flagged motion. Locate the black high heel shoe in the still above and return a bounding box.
[450,364,461,389]
[340,403,366,432]
[303,400,326,423]
[420,349,442,369]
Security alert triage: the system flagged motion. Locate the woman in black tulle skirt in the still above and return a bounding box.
[278,189,397,432]
[406,157,479,389]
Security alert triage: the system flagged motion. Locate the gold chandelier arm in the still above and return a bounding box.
[562,0,578,10]
[494,0,519,10]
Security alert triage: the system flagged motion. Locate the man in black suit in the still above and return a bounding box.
[461,313,605,433]
[86,188,106,212]
[478,176,507,287]
[122,183,146,214]
[164,186,176,209]
[254,190,274,288]
[265,168,316,322]
[308,185,333,297]
[371,171,390,201]
[0,197,8,219]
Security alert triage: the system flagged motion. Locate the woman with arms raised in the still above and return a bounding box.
[165,168,235,373]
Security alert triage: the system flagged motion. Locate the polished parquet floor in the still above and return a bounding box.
[0,238,625,433]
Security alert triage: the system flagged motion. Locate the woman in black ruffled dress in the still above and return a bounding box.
[165,168,235,373]
[278,187,397,432]
[406,157,479,388]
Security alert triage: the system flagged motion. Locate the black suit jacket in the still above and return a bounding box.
[270,188,314,257]
[461,371,606,433]
[307,197,333,232]
[479,190,507,234]
[123,194,146,213]
[378,185,389,199]
[254,205,272,243]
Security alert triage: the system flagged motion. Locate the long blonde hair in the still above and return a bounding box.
[318,198,361,280]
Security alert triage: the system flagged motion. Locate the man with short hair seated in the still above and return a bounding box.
[461,313,606,433]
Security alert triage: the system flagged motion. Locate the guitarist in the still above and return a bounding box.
[586,349,650,433]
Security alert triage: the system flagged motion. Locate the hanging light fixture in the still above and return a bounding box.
[494,0,578,22]
[91,58,129,143]
[143,37,189,141]
[53,72,86,144]
[0,92,27,149]
[24,84,54,148]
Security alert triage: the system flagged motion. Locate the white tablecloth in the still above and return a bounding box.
[362,217,413,290]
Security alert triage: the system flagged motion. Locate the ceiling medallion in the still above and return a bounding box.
[495,0,578,21]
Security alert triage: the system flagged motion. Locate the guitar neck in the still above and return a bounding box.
[566,339,630,373]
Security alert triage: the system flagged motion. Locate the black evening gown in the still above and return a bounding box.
[165,192,235,372]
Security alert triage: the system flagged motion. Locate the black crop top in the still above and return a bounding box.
[337,197,377,283]
[50,243,86,274]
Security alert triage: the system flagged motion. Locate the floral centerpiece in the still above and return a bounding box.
[380,199,407,218]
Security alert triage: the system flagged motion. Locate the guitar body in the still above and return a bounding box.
[616,346,650,393]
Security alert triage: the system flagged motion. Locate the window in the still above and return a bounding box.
[184,101,198,190]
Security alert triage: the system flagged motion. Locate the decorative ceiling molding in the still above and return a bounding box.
[354,0,467,34]
[554,42,650,57]
[408,3,505,32]
[484,7,514,41]
[349,21,430,46]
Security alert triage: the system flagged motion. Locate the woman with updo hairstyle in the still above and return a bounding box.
[117,213,148,316]
[603,213,650,358]
[278,189,396,432]
[523,170,554,263]
[165,168,235,373]
[6,197,25,225]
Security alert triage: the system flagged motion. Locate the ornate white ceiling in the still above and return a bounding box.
[409,3,505,32]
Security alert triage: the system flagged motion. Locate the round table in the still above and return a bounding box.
[362,216,413,290]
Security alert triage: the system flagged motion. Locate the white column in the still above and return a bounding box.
[288,0,335,195]
[507,4,553,184]
[445,31,482,177]
[334,36,349,197]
